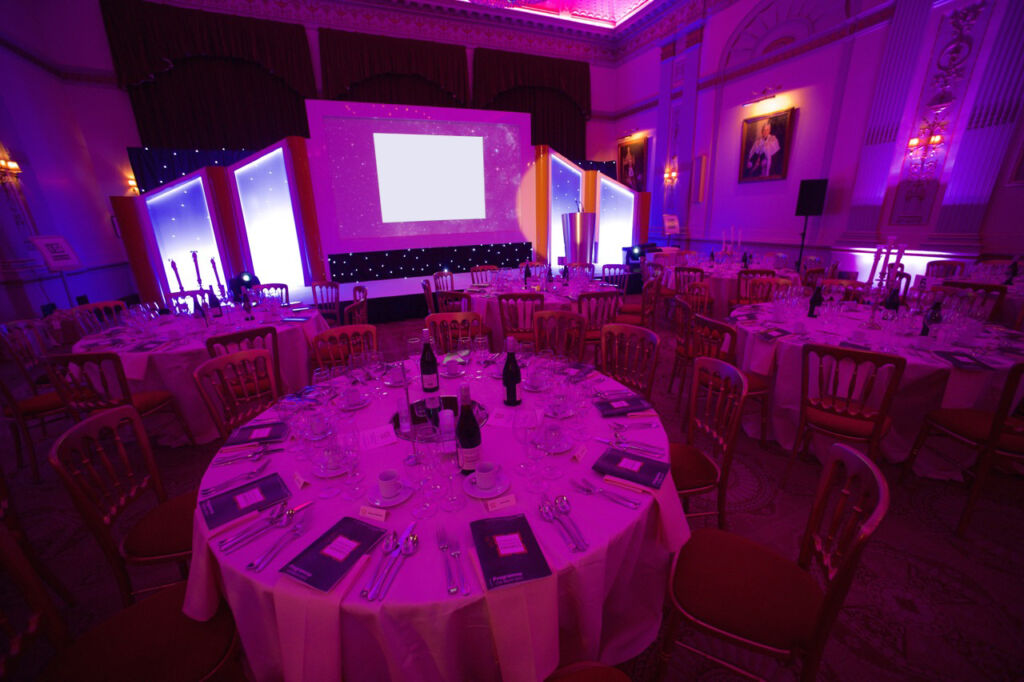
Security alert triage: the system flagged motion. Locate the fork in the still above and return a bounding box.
[218,502,286,551]
[571,478,640,509]
[220,502,312,554]
[436,528,457,595]
[449,538,470,595]
[201,460,270,496]
[247,509,311,571]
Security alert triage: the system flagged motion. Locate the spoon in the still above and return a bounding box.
[361,531,398,598]
[538,501,578,552]
[554,495,588,550]
[610,421,657,433]
[247,509,312,571]
[221,502,312,554]
[201,460,270,496]
[377,533,419,600]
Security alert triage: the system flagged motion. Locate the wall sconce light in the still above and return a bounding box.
[743,85,782,107]
[663,157,679,185]
[127,177,139,195]
[906,116,947,178]
[0,157,22,182]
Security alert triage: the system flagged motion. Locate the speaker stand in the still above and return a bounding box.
[796,215,809,273]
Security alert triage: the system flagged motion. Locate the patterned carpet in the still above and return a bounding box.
[2,317,1022,681]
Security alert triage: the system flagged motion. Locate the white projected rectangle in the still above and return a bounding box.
[373,133,486,223]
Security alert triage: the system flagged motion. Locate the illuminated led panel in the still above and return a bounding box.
[233,148,305,290]
[144,177,223,292]
[597,176,635,267]
[549,155,583,266]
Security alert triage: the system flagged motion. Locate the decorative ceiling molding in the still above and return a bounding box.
[151,0,702,65]
[720,0,849,71]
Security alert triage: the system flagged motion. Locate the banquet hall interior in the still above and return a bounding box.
[1,0,1023,680]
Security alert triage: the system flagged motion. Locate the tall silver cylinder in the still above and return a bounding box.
[561,212,596,265]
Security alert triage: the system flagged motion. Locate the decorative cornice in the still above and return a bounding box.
[0,33,118,85]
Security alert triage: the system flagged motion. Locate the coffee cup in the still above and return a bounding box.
[378,469,401,499]
[475,461,500,490]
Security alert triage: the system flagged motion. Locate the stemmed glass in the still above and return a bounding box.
[337,422,367,501]
[513,408,547,492]
[472,335,490,378]
[410,437,441,519]
[366,351,387,396]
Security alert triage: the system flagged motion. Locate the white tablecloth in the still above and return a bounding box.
[73,312,327,443]
[184,365,688,681]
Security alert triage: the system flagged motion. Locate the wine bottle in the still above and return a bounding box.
[523,262,531,287]
[502,338,522,406]
[883,286,900,312]
[808,285,824,318]
[921,301,942,337]
[456,385,482,474]
[439,409,457,462]
[208,285,222,317]
[420,334,439,393]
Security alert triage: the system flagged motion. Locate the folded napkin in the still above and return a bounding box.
[592,448,669,490]
[199,473,291,530]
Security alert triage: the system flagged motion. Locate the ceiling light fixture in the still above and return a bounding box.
[743,86,782,107]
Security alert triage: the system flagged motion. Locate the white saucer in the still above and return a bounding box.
[543,405,576,420]
[336,394,371,411]
[311,464,350,479]
[463,472,511,499]
[440,365,466,378]
[367,483,415,508]
[533,435,575,454]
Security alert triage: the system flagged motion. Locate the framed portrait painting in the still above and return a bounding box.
[739,108,795,183]
[617,135,649,192]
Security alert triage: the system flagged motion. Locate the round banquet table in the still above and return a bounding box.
[468,282,606,348]
[693,263,801,320]
[730,303,1024,479]
[72,310,327,443]
[183,363,689,682]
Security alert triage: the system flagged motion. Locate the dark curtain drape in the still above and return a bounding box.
[319,29,468,107]
[473,49,590,159]
[101,0,315,149]
[127,148,250,194]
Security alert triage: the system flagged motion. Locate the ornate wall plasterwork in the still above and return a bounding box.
[720,0,849,70]
[152,0,702,66]
[890,1,990,226]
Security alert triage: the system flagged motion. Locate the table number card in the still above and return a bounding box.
[281,517,387,592]
[592,448,669,490]
[200,473,290,530]
[470,515,551,590]
[359,425,399,450]
[485,494,517,512]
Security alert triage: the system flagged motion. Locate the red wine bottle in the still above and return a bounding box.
[456,384,482,474]
[502,339,522,406]
[421,336,439,393]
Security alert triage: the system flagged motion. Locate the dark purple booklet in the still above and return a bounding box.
[594,395,651,417]
[470,515,552,590]
[592,448,669,490]
[225,421,288,446]
[199,473,291,530]
[280,517,387,592]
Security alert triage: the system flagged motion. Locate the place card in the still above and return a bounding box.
[486,408,516,429]
[280,517,387,592]
[199,473,290,530]
[359,425,398,450]
[594,395,652,418]
[293,470,311,490]
[470,515,551,590]
[359,506,388,522]
[592,448,669,490]
[485,494,517,512]
[225,421,287,447]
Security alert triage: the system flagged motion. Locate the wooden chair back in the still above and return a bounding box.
[740,275,776,305]
[353,285,368,303]
[599,323,660,398]
[48,405,168,605]
[426,313,485,354]
[982,362,1024,454]
[0,322,48,390]
[533,310,586,362]
[687,357,748,485]
[799,344,906,443]
[252,283,289,304]
[422,279,436,315]
[194,350,279,439]
[470,265,497,285]
[925,260,966,280]
[311,325,378,370]
[437,291,472,313]
[206,326,280,388]
[798,442,890,653]
[577,291,621,333]
[692,315,738,363]
[802,255,823,271]
[602,264,630,292]
[519,261,545,271]
[46,353,132,417]
[344,298,368,325]
[673,266,705,293]
[167,289,210,314]
[0,524,70,672]
[802,267,825,289]
[643,262,665,285]
[311,281,341,323]
[680,282,713,316]
[939,281,1006,320]
[635,278,661,326]
[433,271,455,293]
[496,293,544,339]
[736,269,775,300]
[821,278,864,302]
[566,263,594,279]
[78,301,127,326]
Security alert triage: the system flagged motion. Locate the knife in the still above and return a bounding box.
[220,501,313,554]
[595,437,663,456]
[367,521,415,600]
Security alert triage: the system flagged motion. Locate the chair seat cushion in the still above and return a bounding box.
[40,583,235,682]
[744,371,771,395]
[670,443,719,492]
[131,390,173,414]
[807,406,891,439]
[122,491,197,560]
[614,314,644,326]
[672,528,823,651]
[928,408,1024,454]
[546,664,631,682]
[12,391,64,416]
